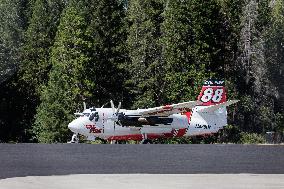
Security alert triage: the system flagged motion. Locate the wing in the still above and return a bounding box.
[197,100,239,113]
[138,101,202,116]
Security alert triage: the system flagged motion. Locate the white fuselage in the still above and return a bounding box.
[68,106,227,141]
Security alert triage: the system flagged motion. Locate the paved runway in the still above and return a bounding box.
[0,144,283,179]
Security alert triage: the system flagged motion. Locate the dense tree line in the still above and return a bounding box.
[0,0,283,143]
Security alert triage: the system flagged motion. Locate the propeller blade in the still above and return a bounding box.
[116,102,121,114]
[83,102,86,111]
[74,113,84,116]
[110,100,115,113]
[117,120,122,126]
[101,101,109,108]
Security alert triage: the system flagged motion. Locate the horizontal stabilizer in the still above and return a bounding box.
[197,100,239,113]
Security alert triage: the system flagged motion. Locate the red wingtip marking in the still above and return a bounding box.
[163,105,172,110]
[184,112,192,124]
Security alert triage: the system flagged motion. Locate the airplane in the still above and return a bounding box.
[67,79,239,144]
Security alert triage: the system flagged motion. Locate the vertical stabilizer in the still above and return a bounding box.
[197,79,227,106]
[185,79,229,136]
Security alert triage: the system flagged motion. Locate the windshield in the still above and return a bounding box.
[83,113,90,117]
[89,112,99,121]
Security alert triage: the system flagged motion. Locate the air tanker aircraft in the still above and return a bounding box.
[68,79,238,144]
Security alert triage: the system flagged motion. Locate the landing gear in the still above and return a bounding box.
[68,133,79,143]
[141,133,153,144]
[141,139,153,144]
[111,140,127,144]
[110,140,117,144]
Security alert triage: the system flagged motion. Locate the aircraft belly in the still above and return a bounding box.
[98,126,180,140]
[140,127,172,134]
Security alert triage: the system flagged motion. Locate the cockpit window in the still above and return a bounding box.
[83,113,90,117]
[90,107,96,112]
[89,112,99,122]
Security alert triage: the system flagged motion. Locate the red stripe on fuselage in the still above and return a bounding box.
[175,128,187,137]
[183,112,192,124]
[107,134,163,141]
[108,134,143,141]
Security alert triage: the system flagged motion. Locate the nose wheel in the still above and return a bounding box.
[141,139,153,144]
[68,133,79,143]
[141,133,153,144]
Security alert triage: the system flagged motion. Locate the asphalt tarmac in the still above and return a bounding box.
[0,144,283,179]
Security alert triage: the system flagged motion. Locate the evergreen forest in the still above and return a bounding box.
[0,0,283,143]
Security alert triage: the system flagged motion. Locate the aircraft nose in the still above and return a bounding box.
[68,118,83,133]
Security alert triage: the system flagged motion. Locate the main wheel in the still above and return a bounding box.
[142,139,153,144]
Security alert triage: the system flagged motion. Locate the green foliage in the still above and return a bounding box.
[127,0,165,108]
[161,0,231,103]
[0,0,30,83]
[155,137,192,144]
[85,0,128,106]
[155,135,221,144]
[33,0,91,143]
[233,0,283,135]
[0,0,34,142]
[275,113,284,132]
[0,77,36,142]
[219,124,241,143]
[265,0,284,120]
[239,132,265,144]
[161,0,207,103]
[33,0,128,143]
[19,0,65,96]
[1,0,284,143]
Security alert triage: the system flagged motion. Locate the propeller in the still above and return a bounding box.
[110,100,122,117]
[109,100,122,127]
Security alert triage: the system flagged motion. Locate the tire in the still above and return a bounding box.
[142,139,153,144]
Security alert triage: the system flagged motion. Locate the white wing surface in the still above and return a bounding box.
[138,101,202,116]
[197,100,239,113]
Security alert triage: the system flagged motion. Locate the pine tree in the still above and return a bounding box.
[0,0,30,84]
[265,0,284,132]
[127,0,165,108]
[236,0,277,133]
[33,0,92,142]
[161,0,231,103]
[190,0,229,77]
[33,0,128,142]
[0,0,34,142]
[218,0,244,99]
[85,0,129,107]
[19,0,65,98]
[161,0,207,103]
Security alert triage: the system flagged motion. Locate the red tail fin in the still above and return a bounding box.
[197,79,227,106]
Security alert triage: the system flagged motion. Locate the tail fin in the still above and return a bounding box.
[197,79,226,106]
[185,79,239,136]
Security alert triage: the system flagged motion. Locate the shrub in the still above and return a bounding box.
[218,125,241,143]
[239,132,265,144]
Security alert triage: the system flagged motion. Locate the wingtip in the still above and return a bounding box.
[229,99,240,104]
